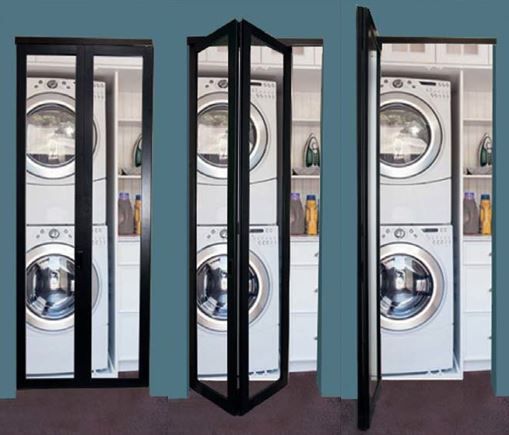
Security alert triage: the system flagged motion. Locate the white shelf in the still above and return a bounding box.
[292,174,320,180]
[463,174,492,179]
[118,174,141,180]
[463,118,492,124]
[292,118,321,125]
[463,235,492,241]
[291,235,320,242]
[118,235,140,242]
[118,118,142,125]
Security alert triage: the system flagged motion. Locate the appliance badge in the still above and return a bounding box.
[392,79,403,89]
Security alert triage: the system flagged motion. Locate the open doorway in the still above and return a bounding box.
[379,41,494,381]
[357,6,496,430]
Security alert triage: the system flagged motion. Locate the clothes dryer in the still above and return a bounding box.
[196,77,277,225]
[380,77,451,224]
[26,77,107,225]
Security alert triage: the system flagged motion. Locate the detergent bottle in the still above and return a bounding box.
[479,193,492,235]
[305,195,318,236]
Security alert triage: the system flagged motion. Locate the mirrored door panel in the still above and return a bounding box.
[91,55,144,380]
[190,22,237,410]
[24,55,77,380]
[246,34,286,400]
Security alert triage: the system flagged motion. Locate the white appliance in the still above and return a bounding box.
[196,77,277,225]
[25,225,108,376]
[26,77,107,225]
[196,225,279,377]
[380,225,454,375]
[380,77,451,224]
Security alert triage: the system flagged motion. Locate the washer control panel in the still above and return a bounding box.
[381,76,450,99]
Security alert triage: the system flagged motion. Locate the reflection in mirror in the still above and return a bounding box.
[25,55,77,379]
[92,56,143,379]
[195,38,230,397]
[248,36,282,398]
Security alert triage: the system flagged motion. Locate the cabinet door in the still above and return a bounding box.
[291,46,316,66]
[464,313,492,361]
[436,44,490,65]
[382,43,435,63]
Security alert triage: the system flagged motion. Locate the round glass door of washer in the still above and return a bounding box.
[379,243,444,331]
[196,244,270,332]
[380,93,442,179]
[26,96,98,180]
[197,93,268,179]
[26,244,100,331]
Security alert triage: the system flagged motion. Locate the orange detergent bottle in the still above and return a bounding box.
[479,193,492,235]
[305,194,318,236]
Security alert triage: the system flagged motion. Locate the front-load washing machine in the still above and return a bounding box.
[380,225,454,375]
[196,225,279,377]
[26,77,107,225]
[196,77,277,225]
[25,225,108,376]
[380,77,451,224]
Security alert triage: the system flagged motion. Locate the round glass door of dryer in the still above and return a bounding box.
[380,92,442,179]
[25,244,100,331]
[197,92,268,179]
[196,244,270,332]
[379,243,444,331]
[26,94,98,179]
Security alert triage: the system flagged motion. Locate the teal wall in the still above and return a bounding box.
[1,0,507,402]
[0,0,343,399]
[339,0,509,398]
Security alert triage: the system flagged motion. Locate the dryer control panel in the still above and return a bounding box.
[382,225,452,246]
[381,76,450,99]
[206,226,278,246]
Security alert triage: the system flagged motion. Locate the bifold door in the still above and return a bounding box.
[357,7,382,430]
[17,38,153,388]
[189,20,291,415]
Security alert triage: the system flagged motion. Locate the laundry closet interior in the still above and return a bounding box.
[378,41,494,380]
[18,39,152,386]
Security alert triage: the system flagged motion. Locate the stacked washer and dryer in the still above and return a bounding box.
[196,77,280,378]
[25,76,109,377]
[379,77,454,375]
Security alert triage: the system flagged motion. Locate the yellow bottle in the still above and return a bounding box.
[479,193,492,235]
[134,194,142,236]
[305,195,318,236]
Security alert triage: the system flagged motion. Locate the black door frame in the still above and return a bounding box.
[357,7,382,430]
[188,19,292,415]
[357,5,497,431]
[16,37,153,389]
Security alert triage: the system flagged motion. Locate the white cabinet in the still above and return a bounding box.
[382,43,436,64]
[463,240,492,371]
[436,44,490,65]
[116,239,141,372]
[289,239,319,372]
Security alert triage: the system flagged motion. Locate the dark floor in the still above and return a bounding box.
[0,372,508,434]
